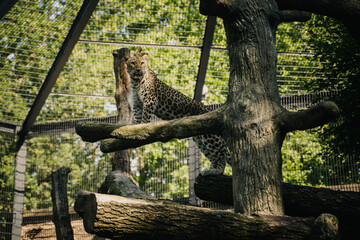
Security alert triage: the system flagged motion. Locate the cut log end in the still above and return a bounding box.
[310,214,340,240]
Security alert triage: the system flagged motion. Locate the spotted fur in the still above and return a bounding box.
[126,48,231,175]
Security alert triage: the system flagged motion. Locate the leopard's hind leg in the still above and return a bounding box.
[192,134,231,176]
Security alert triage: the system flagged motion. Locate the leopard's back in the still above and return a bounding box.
[146,71,207,120]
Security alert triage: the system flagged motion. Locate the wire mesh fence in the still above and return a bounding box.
[1,92,359,239]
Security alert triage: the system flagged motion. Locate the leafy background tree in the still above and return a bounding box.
[303,15,360,186]
[305,15,360,158]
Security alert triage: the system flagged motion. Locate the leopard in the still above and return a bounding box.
[125,48,231,175]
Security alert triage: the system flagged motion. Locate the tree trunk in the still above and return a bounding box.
[201,0,285,215]
[74,191,339,240]
[51,167,74,240]
[194,174,360,239]
[200,0,340,216]
[111,48,132,173]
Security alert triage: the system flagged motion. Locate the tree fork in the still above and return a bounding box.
[74,100,337,152]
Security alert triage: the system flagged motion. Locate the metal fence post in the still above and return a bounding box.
[11,138,27,240]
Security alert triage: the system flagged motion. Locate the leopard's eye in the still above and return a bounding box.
[141,61,145,65]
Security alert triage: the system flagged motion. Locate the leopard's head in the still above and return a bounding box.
[126,48,149,82]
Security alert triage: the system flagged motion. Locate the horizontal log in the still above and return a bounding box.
[76,108,224,152]
[194,174,360,239]
[74,191,338,240]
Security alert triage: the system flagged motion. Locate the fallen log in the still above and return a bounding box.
[194,174,360,239]
[74,190,338,240]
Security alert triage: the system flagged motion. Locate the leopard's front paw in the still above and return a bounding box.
[200,168,224,176]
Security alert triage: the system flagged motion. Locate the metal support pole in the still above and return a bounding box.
[16,0,100,150]
[193,15,217,102]
[11,138,27,240]
[0,0,19,20]
[189,15,216,205]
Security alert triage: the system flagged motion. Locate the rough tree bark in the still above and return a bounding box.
[74,191,339,240]
[111,48,132,173]
[51,167,74,240]
[199,0,339,216]
[194,174,360,239]
[75,0,346,216]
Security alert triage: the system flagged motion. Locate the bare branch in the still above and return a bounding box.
[76,109,224,152]
[281,101,340,132]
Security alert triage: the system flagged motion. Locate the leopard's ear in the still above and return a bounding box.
[123,55,130,62]
[135,47,142,55]
[141,52,149,61]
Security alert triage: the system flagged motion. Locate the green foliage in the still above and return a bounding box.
[305,16,360,158]
[25,134,111,210]
[132,139,189,199]
[282,129,325,186]
[0,0,82,124]
[281,15,360,186]
[0,135,16,234]
[276,21,323,94]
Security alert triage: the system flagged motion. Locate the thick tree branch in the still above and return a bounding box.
[201,0,360,43]
[279,10,312,23]
[280,101,340,133]
[199,0,234,18]
[98,171,155,200]
[112,48,132,172]
[76,109,224,152]
[276,0,360,43]
[75,121,124,142]
[51,167,74,240]
[276,0,360,20]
